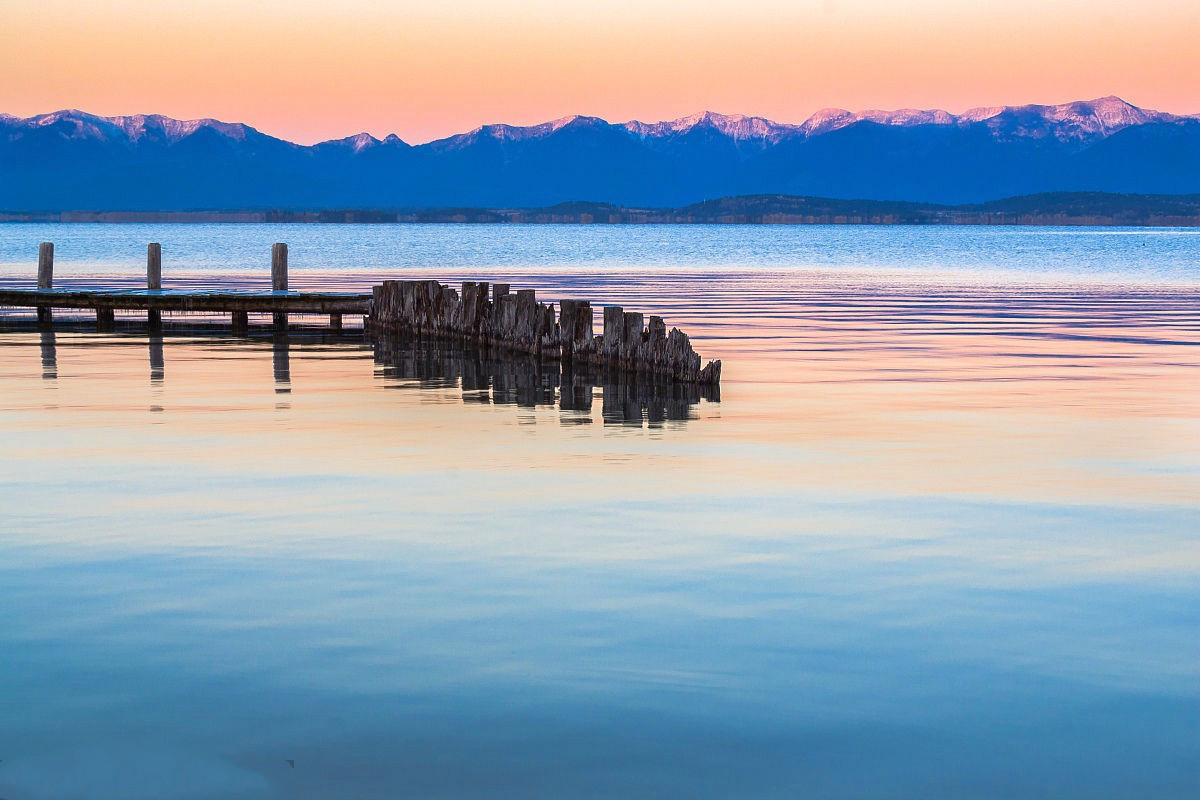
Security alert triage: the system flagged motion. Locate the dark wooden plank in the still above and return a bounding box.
[0,288,371,314]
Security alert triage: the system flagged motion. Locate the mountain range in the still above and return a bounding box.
[2,96,1198,211]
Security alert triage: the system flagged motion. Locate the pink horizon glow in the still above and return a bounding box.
[3,0,1198,145]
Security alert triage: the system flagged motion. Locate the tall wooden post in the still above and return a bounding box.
[38,242,54,287]
[147,243,162,289]
[37,242,53,324]
[272,243,288,329]
[271,243,288,291]
[147,242,162,328]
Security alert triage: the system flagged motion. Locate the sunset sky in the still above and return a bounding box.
[3,0,1197,144]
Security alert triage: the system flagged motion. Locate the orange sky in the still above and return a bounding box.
[2,0,1197,144]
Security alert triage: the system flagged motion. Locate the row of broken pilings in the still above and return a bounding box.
[368,279,722,384]
[370,332,717,425]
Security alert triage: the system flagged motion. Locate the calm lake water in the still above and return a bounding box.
[1,224,1198,799]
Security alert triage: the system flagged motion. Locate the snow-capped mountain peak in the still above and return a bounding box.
[790,96,1187,143]
[2,96,1193,160]
[624,111,794,142]
[9,109,254,144]
[320,132,382,152]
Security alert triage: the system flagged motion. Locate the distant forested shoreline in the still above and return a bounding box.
[4,192,1199,227]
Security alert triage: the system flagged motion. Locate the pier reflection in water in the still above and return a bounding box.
[149,334,164,384]
[272,332,291,394]
[4,322,718,427]
[39,328,56,380]
[371,333,717,427]
[1,264,1197,800]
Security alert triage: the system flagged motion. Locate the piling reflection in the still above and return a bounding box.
[4,323,718,426]
[148,334,164,384]
[371,333,718,427]
[272,332,291,394]
[39,328,56,380]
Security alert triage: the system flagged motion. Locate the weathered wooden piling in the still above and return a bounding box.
[367,279,721,384]
[271,243,288,290]
[96,307,116,330]
[272,242,288,329]
[37,242,53,288]
[147,243,162,290]
[231,310,249,334]
[147,243,162,328]
[37,242,53,324]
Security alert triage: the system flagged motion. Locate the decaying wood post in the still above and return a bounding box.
[271,243,288,330]
[271,242,288,290]
[602,306,623,357]
[96,307,115,330]
[37,242,53,288]
[147,243,162,290]
[622,311,644,362]
[147,242,162,328]
[37,242,53,324]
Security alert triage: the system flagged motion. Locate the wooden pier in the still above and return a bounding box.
[1,242,370,330]
[2,241,722,384]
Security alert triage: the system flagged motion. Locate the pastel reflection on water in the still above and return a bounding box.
[0,225,1197,800]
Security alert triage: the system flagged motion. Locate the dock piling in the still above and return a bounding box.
[38,242,53,288]
[147,243,162,327]
[37,242,53,324]
[232,310,249,334]
[96,307,115,330]
[272,243,288,329]
[271,243,288,291]
[147,243,162,290]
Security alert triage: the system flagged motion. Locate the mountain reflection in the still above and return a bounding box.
[371,333,718,427]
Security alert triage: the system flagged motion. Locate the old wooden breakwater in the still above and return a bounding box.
[369,280,721,384]
[1,242,721,384]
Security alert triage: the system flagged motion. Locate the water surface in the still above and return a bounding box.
[1,224,1197,799]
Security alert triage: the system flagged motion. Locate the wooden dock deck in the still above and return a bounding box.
[0,241,368,330]
[2,240,721,383]
[0,287,371,314]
